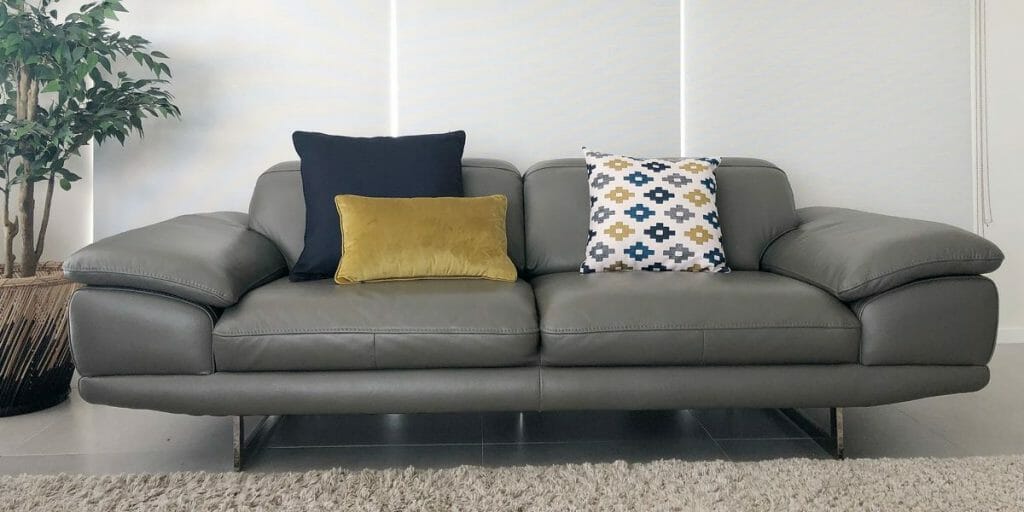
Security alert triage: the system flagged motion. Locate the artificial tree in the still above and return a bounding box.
[0,0,179,278]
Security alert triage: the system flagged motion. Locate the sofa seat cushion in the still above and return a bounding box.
[533,271,860,366]
[213,278,539,371]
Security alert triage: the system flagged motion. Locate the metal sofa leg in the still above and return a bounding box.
[233,415,279,471]
[779,407,845,459]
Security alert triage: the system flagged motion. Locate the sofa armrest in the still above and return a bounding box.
[65,212,286,307]
[761,207,1003,301]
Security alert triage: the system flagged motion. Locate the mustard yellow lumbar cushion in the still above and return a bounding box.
[334,194,517,284]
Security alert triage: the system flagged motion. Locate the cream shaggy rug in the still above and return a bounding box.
[2,456,1022,511]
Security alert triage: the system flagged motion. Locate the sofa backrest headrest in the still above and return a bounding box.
[248,159,526,271]
[523,157,798,275]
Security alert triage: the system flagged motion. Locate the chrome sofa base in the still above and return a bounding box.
[233,415,280,471]
[231,407,846,470]
[781,407,845,459]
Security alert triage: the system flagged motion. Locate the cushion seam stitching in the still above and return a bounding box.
[215,329,540,337]
[66,265,285,304]
[540,325,859,334]
[764,256,1002,297]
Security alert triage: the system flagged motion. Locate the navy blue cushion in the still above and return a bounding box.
[290,131,466,281]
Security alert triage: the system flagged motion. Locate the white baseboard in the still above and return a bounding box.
[998,327,1024,344]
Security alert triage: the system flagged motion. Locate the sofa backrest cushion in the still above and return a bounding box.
[523,157,798,275]
[249,159,526,271]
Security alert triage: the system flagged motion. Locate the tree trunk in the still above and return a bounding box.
[13,64,41,277]
[17,178,37,277]
[2,186,16,279]
[33,172,55,264]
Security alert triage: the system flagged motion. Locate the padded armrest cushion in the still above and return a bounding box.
[761,207,1003,301]
[65,212,286,307]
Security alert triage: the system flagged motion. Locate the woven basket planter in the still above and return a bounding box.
[0,262,79,417]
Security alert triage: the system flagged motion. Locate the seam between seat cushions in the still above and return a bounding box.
[537,366,544,411]
[371,333,377,370]
[214,328,540,338]
[699,330,706,365]
[539,324,859,334]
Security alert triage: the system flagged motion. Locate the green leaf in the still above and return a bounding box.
[59,178,71,191]
[41,80,61,93]
[151,51,168,59]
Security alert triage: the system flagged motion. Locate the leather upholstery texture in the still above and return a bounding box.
[69,288,216,376]
[532,271,860,366]
[523,157,798,276]
[212,278,539,371]
[762,207,1004,302]
[854,276,999,365]
[80,369,541,416]
[78,364,988,415]
[64,212,286,307]
[334,195,516,284]
[540,365,988,410]
[248,159,526,271]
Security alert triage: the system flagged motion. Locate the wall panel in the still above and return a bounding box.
[686,0,972,229]
[93,1,390,238]
[396,0,681,170]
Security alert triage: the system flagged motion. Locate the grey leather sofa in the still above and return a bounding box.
[65,158,1004,467]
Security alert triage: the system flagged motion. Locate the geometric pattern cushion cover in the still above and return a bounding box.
[581,149,729,274]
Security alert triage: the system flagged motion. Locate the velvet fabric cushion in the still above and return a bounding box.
[333,195,517,284]
[581,150,728,273]
[290,131,466,281]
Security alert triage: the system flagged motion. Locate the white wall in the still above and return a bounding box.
[37,148,92,261]
[396,0,681,170]
[984,0,1024,342]
[92,0,390,239]
[685,0,973,230]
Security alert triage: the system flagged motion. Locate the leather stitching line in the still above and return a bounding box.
[540,325,858,334]
[764,256,1002,299]
[854,275,987,313]
[215,328,540,337]
[65,265,286,306]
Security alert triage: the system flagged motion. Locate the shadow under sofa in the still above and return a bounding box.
[63,157,1004,469]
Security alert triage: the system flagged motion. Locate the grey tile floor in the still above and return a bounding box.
[1,344,1022,474]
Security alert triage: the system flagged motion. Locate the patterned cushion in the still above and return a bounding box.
[581,150,728,274]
